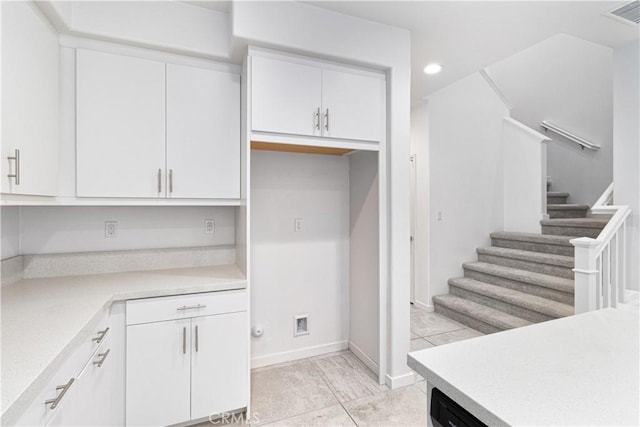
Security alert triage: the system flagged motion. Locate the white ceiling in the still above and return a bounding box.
[304,1,640,105]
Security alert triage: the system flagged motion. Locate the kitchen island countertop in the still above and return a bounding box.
[408,308,639,426]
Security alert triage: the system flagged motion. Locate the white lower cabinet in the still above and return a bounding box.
[126,291,249,426]
[16,303,125,427]
[126,319,192,426]
[191,312,248,420]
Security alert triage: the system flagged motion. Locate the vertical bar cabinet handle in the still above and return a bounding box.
[182,326,186,354]
[195,325,199,352]
[157,169,162,193]
[324,109,330,131]
[169,169,173,193]
[7,149,20,185]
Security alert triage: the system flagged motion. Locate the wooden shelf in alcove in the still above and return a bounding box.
[251,141,354,156]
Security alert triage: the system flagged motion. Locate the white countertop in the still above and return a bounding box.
[408,308,640,426]
[1,264,246,422]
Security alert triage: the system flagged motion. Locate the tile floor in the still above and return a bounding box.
[198,306,483,426]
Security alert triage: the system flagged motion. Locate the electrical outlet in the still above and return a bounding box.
[294,314,309,336]
[105,221,117,238]
[204,219,215,234]
[294,218,304,232]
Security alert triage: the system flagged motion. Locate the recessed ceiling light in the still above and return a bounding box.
[423,63,442,75]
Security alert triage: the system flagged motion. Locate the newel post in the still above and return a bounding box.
[571,237,600,314]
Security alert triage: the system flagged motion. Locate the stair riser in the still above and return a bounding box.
[491,238,574,257]
[449,286,555,323]
[434,304,501,334]
[547,209,588,219]
[463,269,574,305]
[547,196,568,204]
[541,225,603,238]
[477,253,574,279]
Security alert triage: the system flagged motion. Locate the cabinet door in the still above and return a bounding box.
[166,64,240,199]
[1,1,59,196]
[75,333,119,426]
[76,49,166,198]
[126,319,191,426]
[191,312,248,420]
[251,56,321,137]
[321,69,384,142]
[45,381,79,427]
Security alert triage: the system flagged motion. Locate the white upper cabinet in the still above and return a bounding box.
[76,49,241,200]
[251,56,322,137]
[166,64,240,199]
[321,69,384,142]
[250,54,385,143]
[76,49,166,198]
[1,1,59,196]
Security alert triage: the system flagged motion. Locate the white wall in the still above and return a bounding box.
[233,1,412,386]
[427,73,509,299]
[17,206,235,255]
[349,151,379,370]
[40,1,230,58]
[485,33,613,205]
[613,41,640,292]
[410,103,431,309]
[1,207,20,259]
[502,118,549,234]
[250,151,350,367]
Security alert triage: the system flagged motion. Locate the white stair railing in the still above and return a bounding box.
[571,184,632,313]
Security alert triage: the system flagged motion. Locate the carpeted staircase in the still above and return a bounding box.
[433,189,609,334]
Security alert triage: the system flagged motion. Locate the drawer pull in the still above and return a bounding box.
[44,378,74,410]
[93,349,111,368]
[92,327,109,343]
[177,304,207,311]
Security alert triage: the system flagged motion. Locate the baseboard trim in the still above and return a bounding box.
[349,341,379,378]
[251,340,349,369]
[412,300,434,312]
[385,371,415,389]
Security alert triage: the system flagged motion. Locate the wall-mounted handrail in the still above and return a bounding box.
[540,120,601,151]
[572,184,632,313]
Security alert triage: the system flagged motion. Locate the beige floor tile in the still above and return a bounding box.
[410,331,420,339]
[425,328,484,346]
[343,384,427,426]
[312,352,386,403]
[262,404,355,427]
[410,338,434,352]
[251,360,338,425]
[414,380,427,395]
[410,310,465,337]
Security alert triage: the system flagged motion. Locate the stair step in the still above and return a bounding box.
[463,261,574,305]
[490,232,575,256]
[477,247,574,279]
[433,294,532,334]
[547,192,569,204]
[541,218,608,238]
[448,277,574,323]
[547,204,589,219]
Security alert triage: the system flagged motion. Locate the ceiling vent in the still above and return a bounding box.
[606,1,640,25]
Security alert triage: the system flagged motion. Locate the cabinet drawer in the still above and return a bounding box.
[126,290,247,325]
[15,311,111,426]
